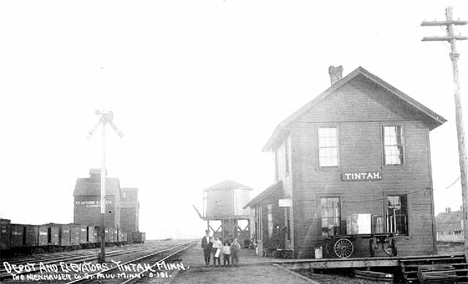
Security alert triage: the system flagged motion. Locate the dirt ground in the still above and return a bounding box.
[171,265,315,284]
[157,242,465,284]
[162,245,314,284]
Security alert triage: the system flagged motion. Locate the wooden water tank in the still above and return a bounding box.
[203,180,252,218]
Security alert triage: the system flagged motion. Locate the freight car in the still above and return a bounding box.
[0,219,143,258]
[127,231,146,244]
[9,223,39,255]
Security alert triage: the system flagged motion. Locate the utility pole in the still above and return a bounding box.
[421,7,468,260]
[87,110,124,263]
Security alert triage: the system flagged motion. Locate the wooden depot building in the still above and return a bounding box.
[244,66,446,259]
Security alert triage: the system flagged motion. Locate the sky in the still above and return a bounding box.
[0,1,467,239]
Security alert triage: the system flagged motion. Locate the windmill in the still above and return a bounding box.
[86,110,124,263]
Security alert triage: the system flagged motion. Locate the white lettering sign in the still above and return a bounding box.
[341,172,382,181]
[278,199,292,207]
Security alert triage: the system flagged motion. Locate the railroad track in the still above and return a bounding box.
[62,241,195,284]
[1,241,163,265]
[2,249,102,265]
[0,241,189,282]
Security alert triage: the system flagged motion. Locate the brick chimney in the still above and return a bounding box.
[329,65,343,85]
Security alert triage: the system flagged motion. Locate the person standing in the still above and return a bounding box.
[230,238,241,266]
[201,230,212,266]
[212,236,223,267]
[222,241,231,266]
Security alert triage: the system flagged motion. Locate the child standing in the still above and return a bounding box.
[222,241,231,266]
[212,236,222,267]
[230,238,241,266]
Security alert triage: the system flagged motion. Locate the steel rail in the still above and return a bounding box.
[64,241,195,284]
[121,241,195,284]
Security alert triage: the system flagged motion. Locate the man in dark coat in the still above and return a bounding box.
[201,230,212,265]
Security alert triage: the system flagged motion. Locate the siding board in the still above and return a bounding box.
[262,72,439,258]
[291,82,435,257]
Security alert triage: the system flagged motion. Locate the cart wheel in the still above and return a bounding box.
[383,238,397,257]
[333,238,354,258]
[369,239,375,257]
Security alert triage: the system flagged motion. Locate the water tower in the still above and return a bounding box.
[202,180,253,244]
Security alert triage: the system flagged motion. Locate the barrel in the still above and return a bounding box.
[314,246,323,259]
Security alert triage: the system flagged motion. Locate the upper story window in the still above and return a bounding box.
[318,127,338,167]
[285,136,290,175]
[383,126,404,165]
[274,136,292,180]
[274,150,279,181]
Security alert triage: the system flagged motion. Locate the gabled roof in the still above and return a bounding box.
[263,66,447,152]
[243,181,282,209]
[436,210,463,232]
[203,179,253,192]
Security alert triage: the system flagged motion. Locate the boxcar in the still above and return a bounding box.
[109,228,113,243]
[1,219,11,251]
[79,225,88,244]
[69,224,81,247]
[60,224,71,248]
[113,228,118,243]
[111,228,118,244]
[104,228,110,243]
[38,224,60,247]
[108,228,113,243]
[129,231,145,244]
[10,224,24,248]
[127,231,135,244]
[10,224,38,254]
[26,225,39,247]
[95,226,102,246]
[89,226,98,245]
[117,229,127,244]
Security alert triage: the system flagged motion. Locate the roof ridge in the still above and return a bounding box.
[262,66,446,151]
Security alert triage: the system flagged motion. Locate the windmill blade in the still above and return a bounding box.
[109,121,124,138]
[86,118,102,139]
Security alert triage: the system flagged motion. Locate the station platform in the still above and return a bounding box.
[171,244,318,284]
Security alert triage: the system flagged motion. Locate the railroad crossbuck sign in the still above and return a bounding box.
[341,172,382,181]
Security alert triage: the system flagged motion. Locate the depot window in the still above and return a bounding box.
[267,204,273,239]
[285,136,290,175]
[320,197,341,236]
[256,206,263,240]
[318,127,338,167]
[386,195,408,235]
[383,126,404,165]
[274,150,279,181]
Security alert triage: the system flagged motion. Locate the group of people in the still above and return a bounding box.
[201,230,241,267]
